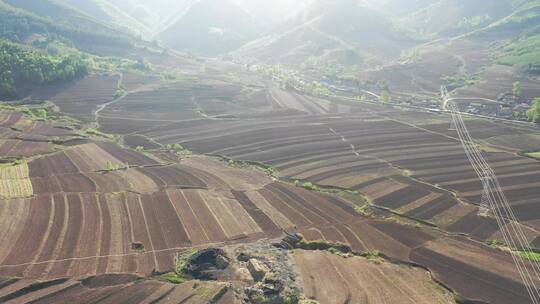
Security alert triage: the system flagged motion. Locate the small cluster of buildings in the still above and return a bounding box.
[462,93,532,120]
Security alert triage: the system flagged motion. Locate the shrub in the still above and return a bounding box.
[302,182,316,191]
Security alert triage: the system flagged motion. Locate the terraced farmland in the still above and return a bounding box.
[0,274,234,304]
[0,58,539,303]
[125,93,540,246]
[294,250,456,304]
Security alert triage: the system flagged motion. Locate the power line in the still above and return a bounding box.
[443,87,540,303]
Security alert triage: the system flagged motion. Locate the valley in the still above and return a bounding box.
[0,0,540,303]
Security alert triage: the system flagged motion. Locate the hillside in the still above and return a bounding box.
[55,0,153,37]
[157,0,265,56]
[233,0,413,71]
[0,0,134,52]
[396,0,513,38]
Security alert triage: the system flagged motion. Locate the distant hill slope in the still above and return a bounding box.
[396,0,513,38]
[0,0,134,51]
[157,0,265,56]
[233,0,413,69]
[55,0,153,37]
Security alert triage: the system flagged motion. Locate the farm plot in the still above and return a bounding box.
[0,112,78,158]
[132,106,540,243]
[0,139,51,158]
[411,237,540,304]
[0,162,33,199]
[0,274,232,304]
[296,219,540,304]
[0,175,362,279]
[98,86,200,134]
[294,250,455,304]
[42,75,120,122]
[0,112,22,128]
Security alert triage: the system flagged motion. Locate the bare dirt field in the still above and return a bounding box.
[294,250,455,304]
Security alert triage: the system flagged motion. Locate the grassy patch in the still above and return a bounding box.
[526,151,540,159]
[175,248,198,273]
[487,239,504,247]
[402,169,413,177]
[0,104,51,121]
[160,272,188,284]
[165,143,192,157]
[159,249,198,284]
[442,74,479,90]
[516,250,540,261]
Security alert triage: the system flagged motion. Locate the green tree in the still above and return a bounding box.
[527,98,540,123]
[35,108,48,119]
[0,39,89,98]
[513,81,522,97]
[106,160,114,171]
[173,143,184,151]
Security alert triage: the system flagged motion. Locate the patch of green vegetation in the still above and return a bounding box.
[160,249,198,284]
[402,169,412,177]
[0,39,89,98]
[165,143,192,157]
[226,159,278,177]
[0,103,53,121]
[354,95,366,102]
[363,249,380,259]
[487,239,504,247]
[353,204,372,217]
[516,250,540,261]
[282,291,301,304]
[526,151,540,159]
[160,272,188,284]
[326,247,353,258]
[362,250,383,263]
[513,81,522,97]
[379,91,391,103]
[442,73,479,90]
[86,128,113,139]
[527,98,540,123]
[302,182,317,191]
[497,36,540,73]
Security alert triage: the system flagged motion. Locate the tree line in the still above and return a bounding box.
[0,39,89,97]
